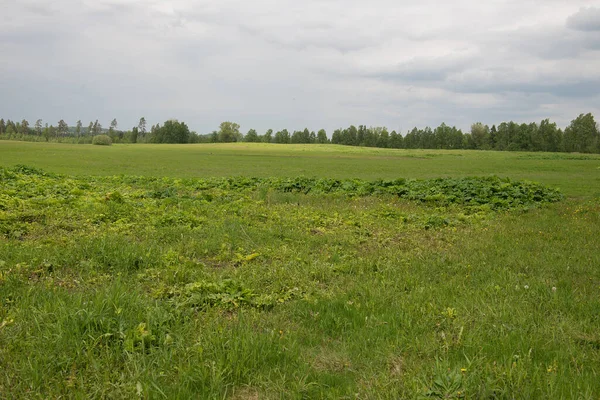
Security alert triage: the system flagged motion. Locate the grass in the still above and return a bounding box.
[0,142,599,398]
[1,141,600,197]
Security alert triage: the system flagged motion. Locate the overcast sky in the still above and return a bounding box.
[1,0,600,134]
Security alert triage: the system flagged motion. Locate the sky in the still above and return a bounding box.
[1,0,600,135]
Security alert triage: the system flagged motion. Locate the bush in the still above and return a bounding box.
[92,135,112,146]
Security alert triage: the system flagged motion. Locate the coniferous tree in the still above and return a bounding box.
[21,119,30,135]
[57,120,69,136]
[35,119,43,136]
[109,119,118,140]
[5,120,16,134]
[130,127,139,143]
[138,117,147,138]
[43,123,49,141]
[48,125,57,140]
[76,120,82,139]
[5,121,16,136]
[489,125,497,149]
[92,120,102,136]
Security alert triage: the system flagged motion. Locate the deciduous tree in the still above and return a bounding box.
[263,129,273,143]
[470,122,489,149]
[152,119,190,143]
[244,129,259,142]
[218,122,241,142]
[564,113,599,153]
[317,129,328,144]
[274,129,290,143]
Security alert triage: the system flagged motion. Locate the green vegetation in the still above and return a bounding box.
[92,134,113,146]
[1,143,599,398]
[149,120,191,144]
[1,142,599,197]
[1,112,599,153]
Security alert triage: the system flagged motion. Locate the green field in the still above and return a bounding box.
[2,141,600,197]
[1,142,600,398]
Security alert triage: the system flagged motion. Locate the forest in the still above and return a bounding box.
[0,113,598,153]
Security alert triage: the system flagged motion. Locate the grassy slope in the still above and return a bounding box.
[0,142,599,399]
[1,141,599,197]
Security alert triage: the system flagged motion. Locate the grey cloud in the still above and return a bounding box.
[452,77,600,98]
[1,0,600,134]
[84,2,135,17]
[583,33,600,49]
[258,33,376,53]
[514,33,585,60]
[0,29,65,47]
[24,3,56,16]
[567,7,600,31]
[369,55,475,83]
[186,11,379,53]
[478,24,596,61]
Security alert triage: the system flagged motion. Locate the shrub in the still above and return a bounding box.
[92,135,112,146]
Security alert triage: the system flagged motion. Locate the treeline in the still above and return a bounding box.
[183,115,600,154]
[0,118,135,144]
[326,114,598,153]
[0,117,199,145]
[1,113,599,153]
[196,122,330,144]
[378,114,598,153]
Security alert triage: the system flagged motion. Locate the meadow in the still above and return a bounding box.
[0,142,599,398]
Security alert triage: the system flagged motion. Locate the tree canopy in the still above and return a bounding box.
[150,119,191,144]
[1,114,599,154]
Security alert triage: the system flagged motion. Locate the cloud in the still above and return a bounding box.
[451,73,600,98]
[0,0,599,134]
[567,7,600,31]
[369,54,476,82]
